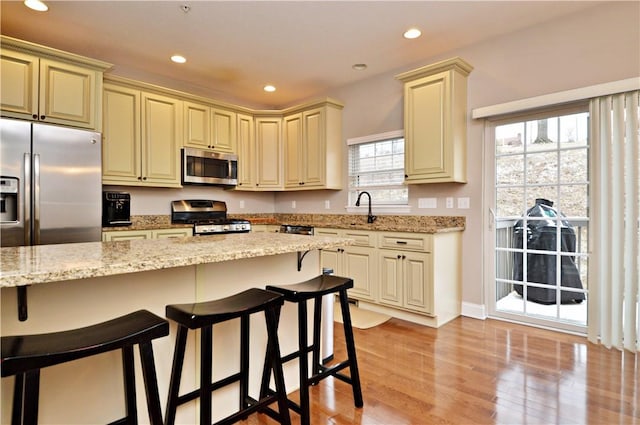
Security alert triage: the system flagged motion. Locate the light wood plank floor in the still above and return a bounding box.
[245,316,639,424]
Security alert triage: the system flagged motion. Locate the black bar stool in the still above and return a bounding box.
[263,274,363,425]
[1,309,169,425]
[164,288,291,425]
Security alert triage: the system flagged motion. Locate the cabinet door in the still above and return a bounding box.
[183,101,211,149]
[378,250,403,307]
[302,107,325,187]
[39,58,97,128]
[283,113,302,188]
[212,108,237,153]
[0,50,38,119]
[102,84,141,183]
[403,252,432,314]
[343,245,377,301]
[404,71,449,181]
[320,248,340,276]
[236,113,255,189]
[141,92,182,186]
[255,117,282,189]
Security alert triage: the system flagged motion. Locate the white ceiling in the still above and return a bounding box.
[1,1,604,108]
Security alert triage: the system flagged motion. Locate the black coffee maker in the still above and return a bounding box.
[102,191,131,226]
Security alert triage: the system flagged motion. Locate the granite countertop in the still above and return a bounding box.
[0,233,354,288]
[236,213,466,233]
[105,214,465,234]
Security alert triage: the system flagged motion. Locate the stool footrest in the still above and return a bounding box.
[174,370,244,408]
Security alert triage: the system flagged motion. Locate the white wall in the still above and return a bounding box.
[273,1,640,309]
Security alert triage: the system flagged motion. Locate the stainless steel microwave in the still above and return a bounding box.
[182,147,238,186]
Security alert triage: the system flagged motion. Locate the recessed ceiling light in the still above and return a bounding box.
[171,55,187,64]
[24,0,48,12]
[264,85,276,93]
[403,28,422,39]
[352,63,367,71]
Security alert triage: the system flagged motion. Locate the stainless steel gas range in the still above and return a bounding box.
[171,200,251,235]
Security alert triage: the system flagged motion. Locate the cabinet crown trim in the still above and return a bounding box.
[395,57,473,82]
[1,35,112,71]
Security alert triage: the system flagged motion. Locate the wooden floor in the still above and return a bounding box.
[244,316,639,425]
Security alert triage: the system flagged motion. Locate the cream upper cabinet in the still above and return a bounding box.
[183,101,237,153]
[283,101,343,190]
[183,101,210,150]
[102,79,182,187]
[236,113,255,189]
[396,57,473,184]
[211,108,237,153]
[254,116,283,190]
[283,113,303,188]
[1,36,111,130]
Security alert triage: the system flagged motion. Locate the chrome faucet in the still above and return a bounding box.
[355,191,376,223]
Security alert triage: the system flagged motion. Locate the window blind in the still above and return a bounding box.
[588,90,640,352]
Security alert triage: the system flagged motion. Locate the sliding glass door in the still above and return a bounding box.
[485,105,590,333]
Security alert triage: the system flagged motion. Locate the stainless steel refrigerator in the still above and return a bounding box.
[1,118,102,247]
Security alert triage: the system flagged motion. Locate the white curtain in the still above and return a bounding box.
[588,90,640,352]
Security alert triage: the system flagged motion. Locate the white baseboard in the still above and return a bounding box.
[461,302,486,320]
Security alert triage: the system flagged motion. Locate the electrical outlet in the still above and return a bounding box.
[239,200,245,209]
[291,200,296,209]
[457,197,470,209]
[325,200,331,209]
[446,197,454,208]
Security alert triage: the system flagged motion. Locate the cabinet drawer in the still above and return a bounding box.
[379,233,431,252]
[343,230,375,247]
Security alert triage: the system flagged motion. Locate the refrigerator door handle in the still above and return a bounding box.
[23,153,31,246]
[33,153,40,245]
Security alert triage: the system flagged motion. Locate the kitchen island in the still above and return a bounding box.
[1,232,353,424]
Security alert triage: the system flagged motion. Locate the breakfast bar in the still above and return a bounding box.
[0,232,353,424]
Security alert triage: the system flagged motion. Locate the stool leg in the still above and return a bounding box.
[259,305,281,400]
[297,300,311,425]
[200,326,213,425]
[265,304,291,425]
[122,345,138,424]
[139,341,164,425]
[11,373,24,425]
[22,369,40,425]
[338,289,363,407]
[165,325,188,425]
[239,315,250,413]
[311,296,322,376]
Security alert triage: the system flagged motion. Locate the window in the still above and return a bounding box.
[347,130,407,206]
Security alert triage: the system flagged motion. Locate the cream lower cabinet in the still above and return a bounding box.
[396,57,473,184]
[102,228,192,241]
[317,228,377,302]
[250,224,280,233]
[378,232,433,314]
[102,79,182,187]
[1,36,111,130]
[378,249,431,314]
[319,228,462,327]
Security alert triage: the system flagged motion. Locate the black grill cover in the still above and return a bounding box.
[512,198,585,304]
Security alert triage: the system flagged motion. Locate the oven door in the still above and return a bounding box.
[182,148,238,186]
